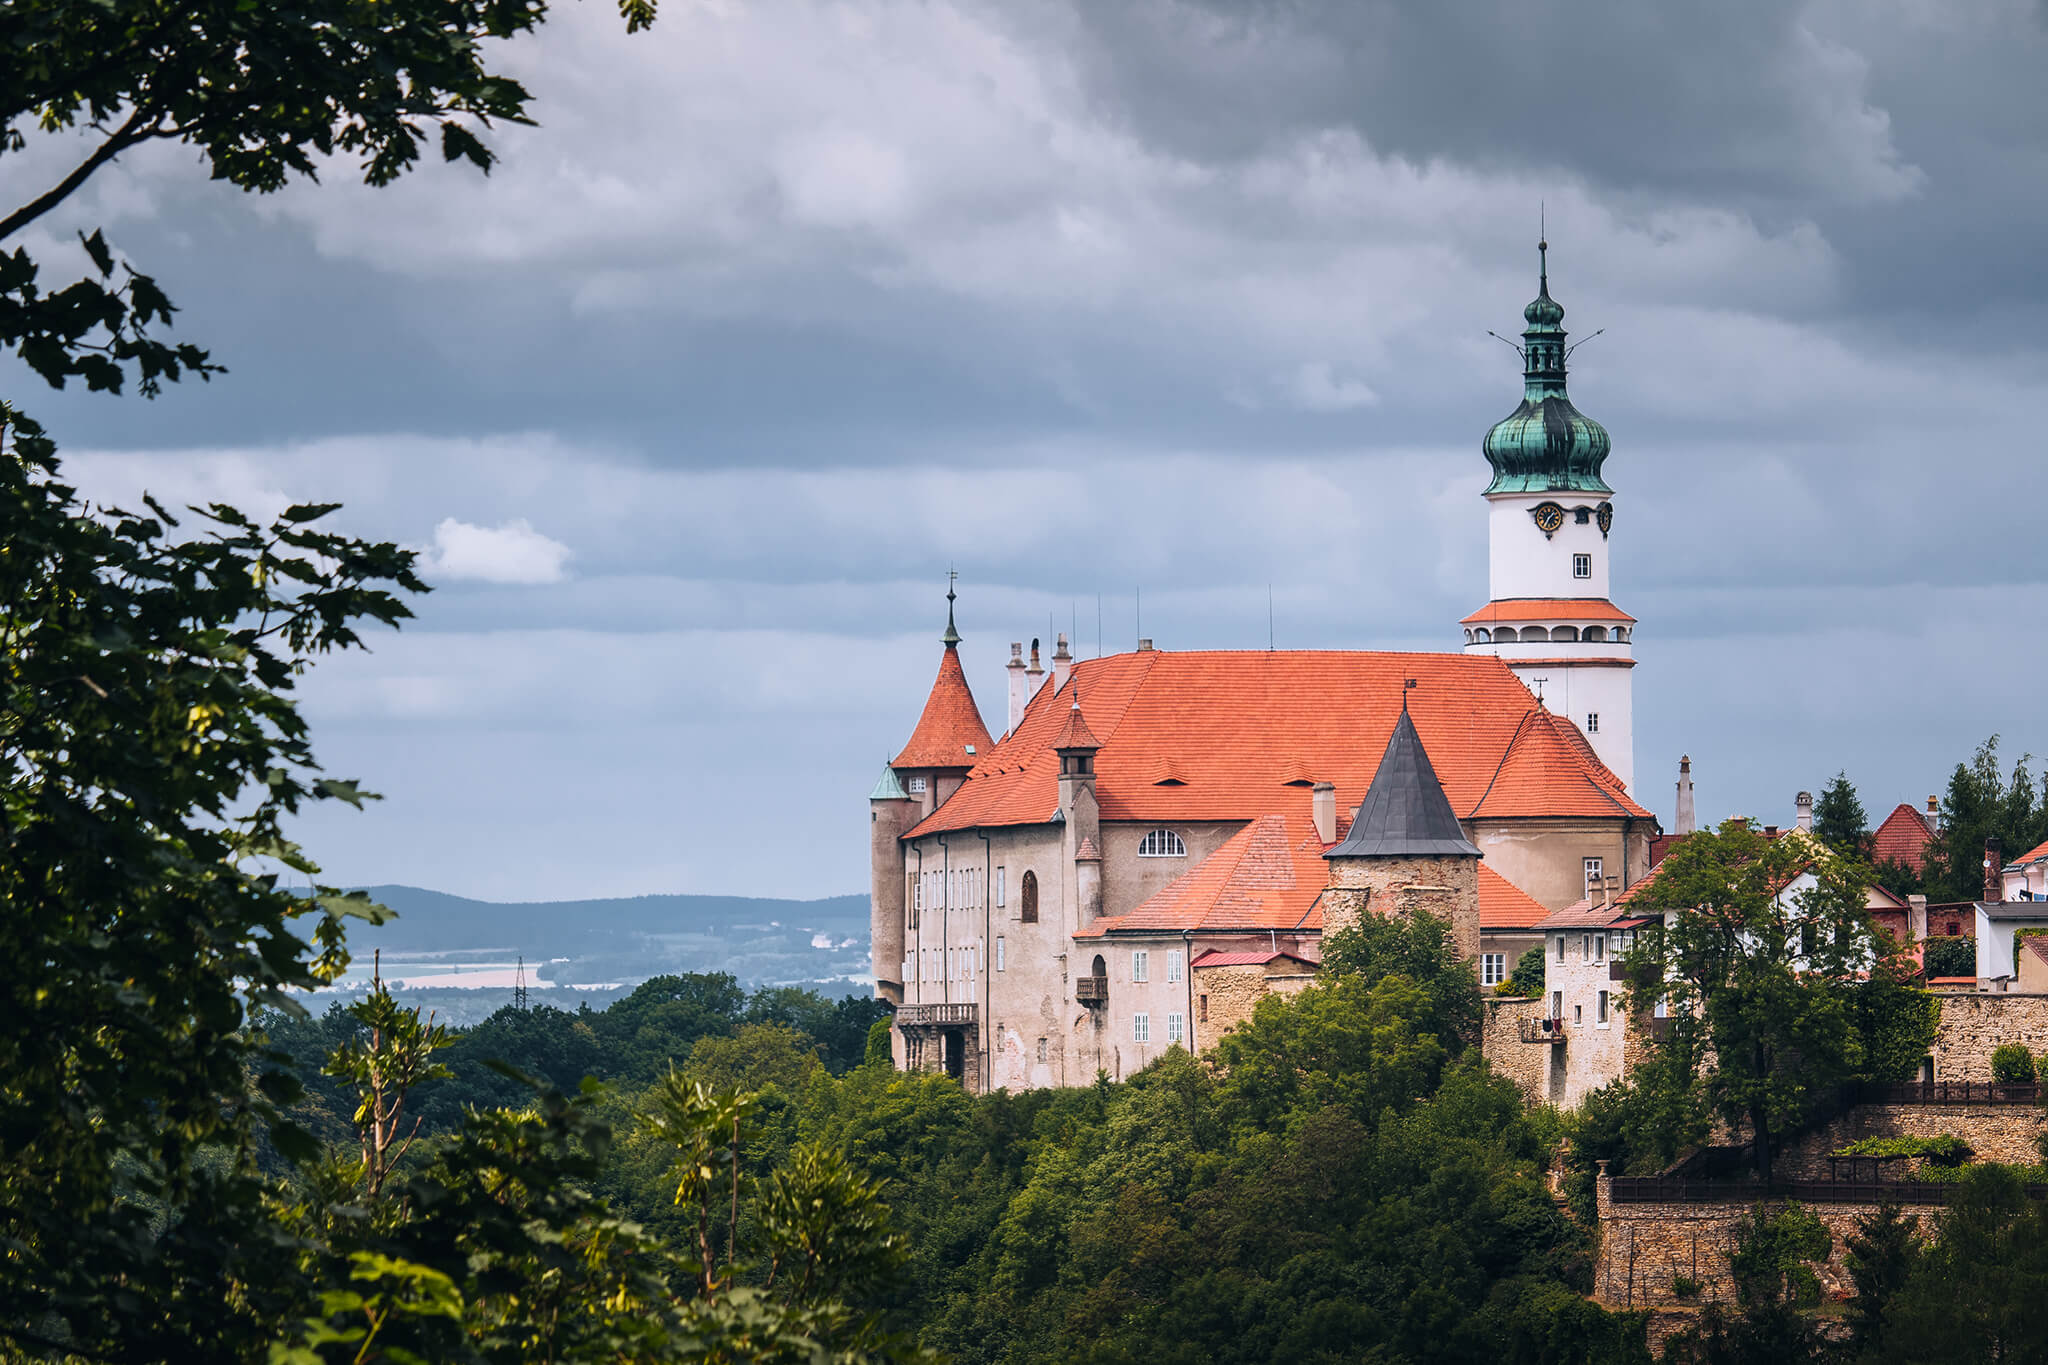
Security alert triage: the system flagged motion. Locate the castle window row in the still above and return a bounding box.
[1464,624,1628,644]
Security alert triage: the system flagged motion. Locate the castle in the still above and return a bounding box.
[869,245,1659,1090]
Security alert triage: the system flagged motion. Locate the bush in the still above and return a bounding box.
[1500,943,1547,997]
[1671,1274,1702,1300]
[1923,936,1977,979]
[1835,1135,1972,1165]
[1992,1044,2037,1084]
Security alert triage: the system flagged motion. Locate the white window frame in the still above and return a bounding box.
[1594,935,1604,962]
[1137,829,1188,858]
[1482,952,1506,986]
[1556,935,1566,961]
[1572,553,1591,579]
[1573,1003,1583,1024]
[1597,990,1610,1026]
[1584,857,1604,893]
[1036,1037,1048,1063]
[1133,1013,1151,1044]
[996,936,1006,972]
[1131,950,1150,983]
[908,776,927,793]
[995,866,1006,908]
[1167,1013,1184,1044]
[1586,712,1599,733]
[1166,950,1183,983]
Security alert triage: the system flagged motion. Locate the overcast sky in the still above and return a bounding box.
[16,0,2048,899]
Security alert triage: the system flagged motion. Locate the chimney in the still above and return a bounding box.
[1052,632,1073,695]
[1136,637,1154,652]
[1927,794,1940,831]
[1764,825,1779,839]
[1795,791,1813,832]
[1986,836,2004,905]
[1311,782,1336,845]
[1025,637,1045,702]
[1006,642,1028,734]
[1674,755,1696,835]
[1908,894,1928,943]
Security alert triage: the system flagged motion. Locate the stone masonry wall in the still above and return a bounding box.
[1324,855,1480,964]
[1192,963,1270,1055]
[1933,993,2048,1080]
[1593,1175,1919,1310]
[1482,995,1551,1103]
[1775,1102,2045,1180]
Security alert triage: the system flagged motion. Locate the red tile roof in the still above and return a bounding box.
[1468,705,1650,819]
[1079,813,1330,936]
[891,644,992,770]
[1871,803,1935,873]
[906,649,1646,839]
[1480,864,1550,929]
[1461,598,1636,625]
[2009,838,2048,868]
[1192,948,1320,970]
[1051,700,1101,751]
[1536,881,1651,931]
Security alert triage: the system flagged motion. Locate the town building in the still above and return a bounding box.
[871,247,1663,1090]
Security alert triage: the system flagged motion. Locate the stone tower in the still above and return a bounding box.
[1462,240,1635,792]
[1322,702,1482,964]
[871,583,992,1007]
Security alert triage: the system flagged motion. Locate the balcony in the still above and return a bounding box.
[896,1002,978,1028]
[1075,975,1109,1005]
[1518,1017,1567,1044]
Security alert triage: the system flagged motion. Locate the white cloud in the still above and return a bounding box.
[1281,360,1379,411]
[424,518,573,584]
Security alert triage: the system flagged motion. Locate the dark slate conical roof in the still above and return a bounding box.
[1324,709,1481,860]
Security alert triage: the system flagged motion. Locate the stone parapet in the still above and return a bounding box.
[1774,1101,2045,1180]
[1932,992,2048,1080]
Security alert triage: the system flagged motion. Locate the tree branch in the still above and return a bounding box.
[1,105,165,242]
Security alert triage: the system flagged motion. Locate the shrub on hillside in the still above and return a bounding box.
[1923,936,1977,979]
[1992,1043,2038,1084]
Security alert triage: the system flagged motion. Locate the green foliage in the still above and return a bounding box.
[1620,821,1935,1181]
[1924,736,2048,903]
[1921,936,1976,979]
[1884,1163,2048,1361]
[1841,1202,1922,1362]
[1662,1205,1830,1364]
[1834,1135,1971,1164]
[1320,907,1483,1050]
[1993,1043,2039,1084]
[1502,942,1547,997]
[1814,770,1871,855]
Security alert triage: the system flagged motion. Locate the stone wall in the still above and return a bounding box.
[1933,992,2048,1080]
[1324,854,1480,963]
[1191,962,1316,1054]
[1481,995,1562,1103]
[1592,1175,1920,1310]
[1775,1102,2044,1180]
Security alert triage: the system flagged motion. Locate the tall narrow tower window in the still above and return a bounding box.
[1573,554,1591,578]
[1586,713,1599,733]
[1020,870,1039,924]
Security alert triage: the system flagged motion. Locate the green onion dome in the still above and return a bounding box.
[1483,242,1612,496]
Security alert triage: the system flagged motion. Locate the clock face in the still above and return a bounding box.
[1531,502,1566,535]
[1596,501,1614,536]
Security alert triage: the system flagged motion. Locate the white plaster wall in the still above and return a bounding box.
[1487,491,1614,601]
[1505,661,1634,793]
[1543,927,1630,1106]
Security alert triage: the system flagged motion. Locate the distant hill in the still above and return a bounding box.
[345,885,869,955]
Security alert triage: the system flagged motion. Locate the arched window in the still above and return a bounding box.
[1020,870,1039,924]
[1551,625,1579,642]
[1137,829,1188,858]
[1583,625,1608,642]
[1475,627,1491,643]
[1091,954,1107,980]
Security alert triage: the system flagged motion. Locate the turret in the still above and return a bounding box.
[1054,698,1103,928]
[1323,698,1482,964]
[869,763,913,1006]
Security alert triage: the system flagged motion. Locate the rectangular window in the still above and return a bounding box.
[908,776,926,793]
[1584,857,1604,893]
[1198,994,1209,1022]
[1581,934,1591,960]
[1586,712,1599,733]
[1167,1013,1184,1044]
[1597,991,1609,1025]
[1167,950,1183,982]
[1573,553,1591,578]
[1132,950,1150,983]
[1573,1003,1583,1024]
[996,936,1006,972]
[995,866,1006,907]
[1133,1013,1151,1043]
[1551,990,1563,1020]
[1556,935,1566,961]
[1482,952,1506,986]
[1036,1038,1048,1064]
[1594,935,1604,962]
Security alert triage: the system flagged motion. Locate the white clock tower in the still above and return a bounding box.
[1462,241,1635,792]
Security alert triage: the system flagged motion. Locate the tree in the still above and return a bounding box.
[1841,1201,1921,1362]
[1661,1204,1830,1364]
[1320,907,1483,1050]
[1924,736,2048,903]
[1622,822,1935,1182]
[1813,771,1870,856]
[1502,942,1547,997]
[1884,1164,2048,1362]
[1,0,655,399]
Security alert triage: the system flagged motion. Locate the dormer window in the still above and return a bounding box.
[1137,829,1188,858]
[908,776,927,793]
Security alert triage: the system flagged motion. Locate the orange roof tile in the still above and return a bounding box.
[1461,598,1636,625]
[1079,812,1333,936]
[1468,706,1652,820]
[2009,838,2048,868]
[1051,700,1102,752]
[891,644,992,770]
[1480,864,1549,929]
[1871,803,1935,872]
[906,649,1645,839]
[1192,948,1320,969]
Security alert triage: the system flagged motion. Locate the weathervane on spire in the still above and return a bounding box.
[1402,677,1417,714]
[943,567,961,647]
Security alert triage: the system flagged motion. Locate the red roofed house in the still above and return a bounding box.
[1871,800,1938,875]
[2003,836,2048,903]
[871,252,1662,1091]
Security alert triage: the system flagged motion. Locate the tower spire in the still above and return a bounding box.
[942,568,960,647]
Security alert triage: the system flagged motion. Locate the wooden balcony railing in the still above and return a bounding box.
[1518,1017,1567,1044]
[896,1003,978,1028]
[1075,976,1109,1004]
